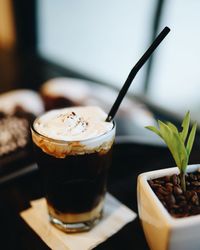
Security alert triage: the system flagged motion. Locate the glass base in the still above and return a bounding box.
[49,211,103,233]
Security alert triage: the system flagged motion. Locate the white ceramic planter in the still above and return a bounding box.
[137,164,200,250]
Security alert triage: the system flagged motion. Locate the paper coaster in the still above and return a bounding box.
[20,193,137,250]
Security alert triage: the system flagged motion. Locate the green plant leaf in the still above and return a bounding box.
[145,112,197,192]
[145,126,161,136]
[186,122,197,157]
[167,122,179,134]
[180,111,190,143]
[158,121,188,171]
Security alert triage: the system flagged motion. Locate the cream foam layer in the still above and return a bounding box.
[34,106,112,141]
[32,106,115,158]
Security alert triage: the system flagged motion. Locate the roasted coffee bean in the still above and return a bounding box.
[151,183,162,189]
[189,173,197,181]
[165,194,176,206]
[178,200,187,207]
[165,182,173,187]
[172,174,180,185]
[191,181,200,187]
[165,185,173,193]
[173,186,183,195]
[191,193,199,206]
[176,195,186,202]
[191,190,197,196]
[185,191,192,200]
[172,204,179,209]
[148,180,162,189]
[172,174,178,185]
[164,176,171,182]
[155,179,165,185]
[157,187,168,196]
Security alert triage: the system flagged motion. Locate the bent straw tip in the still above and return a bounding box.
[106,26,171,122]
[164,26,170,32]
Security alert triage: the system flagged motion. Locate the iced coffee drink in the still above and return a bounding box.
[31,106,115,232]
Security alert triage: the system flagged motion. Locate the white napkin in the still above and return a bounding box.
[20,193,137,250]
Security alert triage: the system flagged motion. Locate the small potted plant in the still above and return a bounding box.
[137,111,200,250]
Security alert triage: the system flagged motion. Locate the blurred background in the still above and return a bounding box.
[1,0,200,126]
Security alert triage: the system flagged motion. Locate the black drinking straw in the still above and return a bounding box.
[106,26,170,122]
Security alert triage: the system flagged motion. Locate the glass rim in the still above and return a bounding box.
[31,118,116,144]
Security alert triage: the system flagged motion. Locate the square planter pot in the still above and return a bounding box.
[137,164,200,250]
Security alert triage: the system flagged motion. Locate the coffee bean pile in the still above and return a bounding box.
[148,169,200,218]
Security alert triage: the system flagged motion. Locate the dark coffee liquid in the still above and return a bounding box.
[34,146,112,214]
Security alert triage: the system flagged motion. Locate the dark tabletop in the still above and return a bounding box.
[1,50,200,250]
[1,140,200,250]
